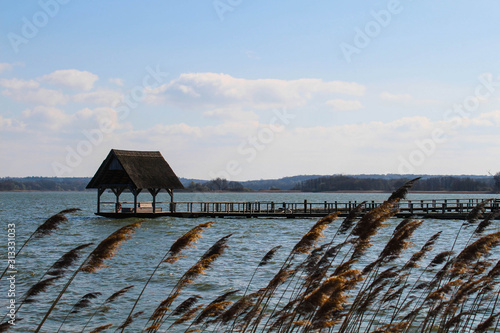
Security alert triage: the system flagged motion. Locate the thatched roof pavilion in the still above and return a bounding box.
[87,149,184,215]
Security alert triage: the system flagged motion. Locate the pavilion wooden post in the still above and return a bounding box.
[148,188,161,213]
[97,187,105,214]
[130,187,142,213]
[167,189,174,212]
[111,188,125,213]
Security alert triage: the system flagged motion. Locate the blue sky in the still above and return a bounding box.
[1,1,500,180]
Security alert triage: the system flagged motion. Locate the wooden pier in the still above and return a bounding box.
[96,198,500,220]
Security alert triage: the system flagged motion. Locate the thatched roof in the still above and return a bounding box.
[86,149,184,190]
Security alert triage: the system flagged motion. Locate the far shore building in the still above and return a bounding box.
[86,149,184,216]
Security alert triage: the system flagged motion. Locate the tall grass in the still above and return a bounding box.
[2,180,500,332]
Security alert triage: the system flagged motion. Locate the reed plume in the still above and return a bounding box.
[58,207,81,214]
[466,199,492,224]
[164,221,214,264]
[349,181,415,260]
[0,208,79,280]
[145,234,231,332]
[474,312,500,332]
[474,210,500,234]
[121,222,214,332]
[337,201,366,234]
[387,177,421,202]
[56,292,101,333]
[88,324,113,333]
[292,212,338,255]
[35,222,141,333]
[81,222,142,273]
[47,243,93,276]
[217,291,261,325]
[378,220,423,263]
[451,231,500,277]
[166,304,204,331]
[24,277,60,303]
[116,311,144,331]
[80,285,134,332]
[171,295,203,317]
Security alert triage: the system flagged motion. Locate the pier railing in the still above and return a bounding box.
[98,198,500,218]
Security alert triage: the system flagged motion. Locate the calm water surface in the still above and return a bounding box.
[0,191,499,332]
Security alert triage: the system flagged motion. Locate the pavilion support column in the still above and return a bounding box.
[167,189,174,213]
[97,187,105,214]
[148,188,161,213]
[111,188,125,213]
[130,187,142,213]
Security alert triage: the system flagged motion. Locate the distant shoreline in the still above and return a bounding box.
[1,190,495,195]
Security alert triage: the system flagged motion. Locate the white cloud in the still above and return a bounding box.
[40,69,99,91]
[73,90,123,106]
[22,106,72,130]
[380,91,413,102]
[326,99,363,111]
[147,73,366,109]
[0,115,24,131]
[203,108,259,123]
[109,78,124,86]
[2,87,69,106]
[0,78,39,90]
[0,63,13,73]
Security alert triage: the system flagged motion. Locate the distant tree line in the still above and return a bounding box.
[292,175,497,192]
[2,174,499,192]
[0,177,90,191]
[184,178,248,192]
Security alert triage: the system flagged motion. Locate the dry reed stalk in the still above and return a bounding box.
[474,312,500,332]
[88,323,113,333]
[171,295,203,317]
[474,210,500,234]
[194,300,233,325]
[1,243,93,326]
[298,244,346,297]
[387,177,421,202]
[116,311,144,331]
[386,232,443,325]
[166,304,204,330]
[450,231,500,277]
[309,270,363,331]
[81,222,142,273]
[56,292,101,333]
[0,208,81,281]
[192,290,238,326]
[33,213,69,238]
[243,245,283,298]
[350,178,420,260]
[80,285,134,333]
[219,291,261,325]
[337,201,366,235]
[292,213,338,255]
[403,232,441,271]
[47,243,93,276]
[378,220,423,263]
[24,277,60,303]
[370,321,410,332]
[121,222,214,333]
[466,199,492,224]
[146,235,231,333]
[35,222,141,333]
[163,221,214,263]
[0,322,10,333]
[58,208,81,214]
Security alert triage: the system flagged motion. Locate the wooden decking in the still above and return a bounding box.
[96,198,500,220]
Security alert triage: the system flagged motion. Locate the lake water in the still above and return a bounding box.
[0,191,499,332]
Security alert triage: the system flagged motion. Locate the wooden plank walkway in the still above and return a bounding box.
[96,198,500,220]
